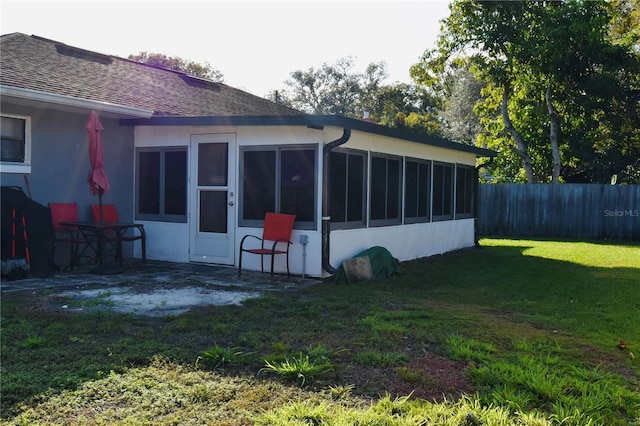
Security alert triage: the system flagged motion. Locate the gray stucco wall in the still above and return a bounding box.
[1,104,136,222]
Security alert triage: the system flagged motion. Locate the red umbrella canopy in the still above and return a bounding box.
[86,111,110,195]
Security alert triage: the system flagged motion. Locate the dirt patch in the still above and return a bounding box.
[50,283,264,316]
[388,353,474,401]
[337,354,473,402]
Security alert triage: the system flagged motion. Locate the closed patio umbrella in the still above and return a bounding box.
[86,111,110,222]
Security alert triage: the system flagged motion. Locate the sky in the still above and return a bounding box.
[1,0,452,97]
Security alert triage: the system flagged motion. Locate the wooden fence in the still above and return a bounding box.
[477,183,640,240]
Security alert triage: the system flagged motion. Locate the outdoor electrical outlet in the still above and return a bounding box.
[300,235,308,245]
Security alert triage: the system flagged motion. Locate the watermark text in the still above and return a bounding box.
[603,209,639,217]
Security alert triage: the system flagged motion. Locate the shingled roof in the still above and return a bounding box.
[0,33,305,117]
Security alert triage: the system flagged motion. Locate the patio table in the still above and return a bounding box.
[60,221,145,274]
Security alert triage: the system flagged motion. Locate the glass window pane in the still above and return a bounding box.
[443,165,452,216]
[405,161,418,218]
[164,151,187,215]
[387,158,401,219]
[456,167,465,214]
[138,151,160,215]
[466,168,474,213]
[433,164,444,216]
[1,117,25,163]
[0,139,24,162]
[370,156,387,220]
[418,162,430,218]
[198,143,227,186]
[1,117,25,139]
[456,167,474,215]
[329,151,347,223]
[200,190,227,233]
[280,149,315,221]
[346,154,364,222]
[243,150,276,220]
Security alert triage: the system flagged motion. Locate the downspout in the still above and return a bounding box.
[322,128,351,274]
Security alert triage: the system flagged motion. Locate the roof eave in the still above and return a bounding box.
[1,85,155,119]
[121,114,497,157]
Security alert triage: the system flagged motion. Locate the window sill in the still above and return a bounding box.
[0,163,31,174]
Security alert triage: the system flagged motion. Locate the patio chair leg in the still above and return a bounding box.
[141,234,146,264]
[270,254,275,281]
[68,242,77,271]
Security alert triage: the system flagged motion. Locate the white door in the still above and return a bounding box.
[189,133,236,264]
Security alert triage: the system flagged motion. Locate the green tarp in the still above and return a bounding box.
[333,246,404,284]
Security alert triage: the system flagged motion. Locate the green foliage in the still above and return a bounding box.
[261,344,347,387]
[281,56,373,116]
[328,383,355,400]
[447,333,496,362]
[358,314,407,336]
[278,57,442,135]
[196,344,247,369]
[450,335,640,424]
[305,343,348,364]
[439,66,486,144]
[17,335,46,349]
[255,394,554,425]
[262,352,332,387]
[414,0,640,183]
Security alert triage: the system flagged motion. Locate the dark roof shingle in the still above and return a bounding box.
[0,33,305,117]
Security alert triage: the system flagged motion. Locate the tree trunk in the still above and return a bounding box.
[546,82,561,184]
[502,86,535,183]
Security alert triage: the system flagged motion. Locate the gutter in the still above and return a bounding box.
[322,128,351,274]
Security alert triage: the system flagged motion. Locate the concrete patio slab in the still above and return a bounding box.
[1,260,322,316]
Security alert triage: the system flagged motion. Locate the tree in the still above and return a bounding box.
[371,82,441,135]
[281,57,364,116]
[413,0,640,183]
[128,52,224,82]
[278,57,441,135]
[608,0,640,51]
[438,65,485,145]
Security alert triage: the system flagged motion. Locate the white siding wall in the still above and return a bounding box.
[134,125,479,277]
[329,219,475,269]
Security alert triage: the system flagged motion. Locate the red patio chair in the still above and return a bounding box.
[49,202,97,271]
[90,204,146,264]
[238,212,296,279]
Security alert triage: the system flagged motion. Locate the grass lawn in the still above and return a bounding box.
[1,238,639,425]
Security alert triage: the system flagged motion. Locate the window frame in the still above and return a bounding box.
[369,152,403,227]
[455,164,475,219]
[328,148,368,230]
[239,144,317,230]
[135,146,188,223]
[404,157,432,224]
[0,114,32,174]
[432,161,454,222]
